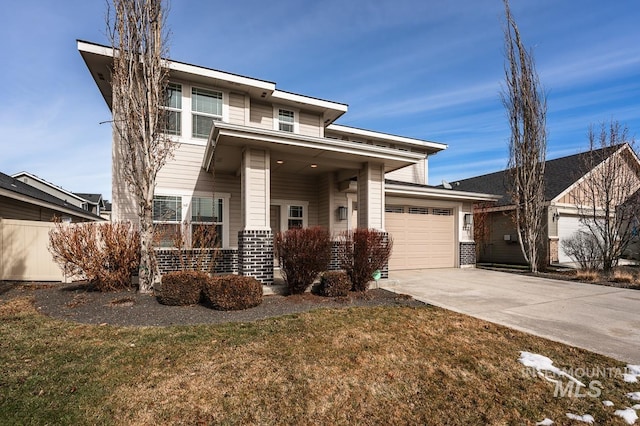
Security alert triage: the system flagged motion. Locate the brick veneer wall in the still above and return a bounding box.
[327,233,389,279]
[238,230,273,285]
[459,242,476,266]
[156,249,238,275]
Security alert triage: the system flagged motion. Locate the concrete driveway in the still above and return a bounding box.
[382,268,640,364]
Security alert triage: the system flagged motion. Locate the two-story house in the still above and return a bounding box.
[78,40,499,284]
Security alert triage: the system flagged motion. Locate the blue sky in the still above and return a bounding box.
[1,0,638,199]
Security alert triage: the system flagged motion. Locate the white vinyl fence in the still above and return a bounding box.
[0,218,65,282]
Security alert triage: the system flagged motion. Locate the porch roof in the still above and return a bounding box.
[203,122,426,177]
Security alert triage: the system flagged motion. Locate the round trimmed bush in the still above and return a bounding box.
[203,275,263,311]
[315,271,351,297]
[156,270,208,306]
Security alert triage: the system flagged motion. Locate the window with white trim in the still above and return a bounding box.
[153,195,182,247]
[191,196,223,248]
[192,87,223,139]
[278,109,295,132]
[163,83,182,136]
[287,205,304,229]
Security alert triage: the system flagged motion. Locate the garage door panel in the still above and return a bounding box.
[387,211,455,270]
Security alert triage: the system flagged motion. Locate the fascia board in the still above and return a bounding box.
[327,124,448,151]
[385,184,502,202]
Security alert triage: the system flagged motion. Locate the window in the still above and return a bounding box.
[287,205,303,229]
[163,83,182,136]
[153,195,182,247]
[278,109,295,132]
[192,87,223,139]
[385,205,405,213]
[408,207,429,215]
[191,197,223,248]
[432,208,453,216]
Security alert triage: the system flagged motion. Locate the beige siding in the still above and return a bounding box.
[213,174,241,248]
[358,163,384,229]
[271,173,319,227]
[0,219,64,281]
[0,196,92,223]
[317,174,330,229]
[156,143,215,192]
[12,177,84,208]
[249,101,273,130]
[299,111,322,137]
[386,159,427,185]
[229,92,246,125]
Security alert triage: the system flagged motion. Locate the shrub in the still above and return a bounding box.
[315,271,351,297]
[160,220,218,273]
[339,228,393,292]
[575,269,600,282]
[156,270,208,306]
[203,275,262,311]
[48,220,140,291]
[274,226,332,294]
[612,270,634,283]
[561,231,603,271]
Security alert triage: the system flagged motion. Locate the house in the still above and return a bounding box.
[78,40,499,284]
[1,171,103,281]
[1,171,103,223]
[12,172,107,217]
[452,144,640,265]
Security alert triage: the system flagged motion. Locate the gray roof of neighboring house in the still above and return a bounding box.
[0,171,103,220]
[450,145,623,206]
[74,193,103,204]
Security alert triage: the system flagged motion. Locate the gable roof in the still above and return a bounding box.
[74,193,103,204]
[0,172,103,221]
[451,145,624,206]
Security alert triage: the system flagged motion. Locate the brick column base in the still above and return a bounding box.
[328,233,389,279]
[460,242,476,266]
[238,230,273,285]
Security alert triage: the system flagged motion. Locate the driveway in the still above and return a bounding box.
[382,268,640,364]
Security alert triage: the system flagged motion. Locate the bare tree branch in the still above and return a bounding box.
[501,0,548,273]
[107,0,172,293]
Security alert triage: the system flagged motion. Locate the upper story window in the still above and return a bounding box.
[163,83,182,136]
[278,109,295,133]
[192,87,223,139]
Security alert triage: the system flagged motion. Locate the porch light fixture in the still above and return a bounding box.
[276,160,284,164]
[337,206,348,221]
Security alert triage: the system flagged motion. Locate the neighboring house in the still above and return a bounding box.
[1,171,103,281]
[78,40,499,284]
[1,171,103,223]
[452,144,640,265]
[12,172,106,217]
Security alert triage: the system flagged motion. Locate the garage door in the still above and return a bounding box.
[386,206,455,270]
[557,215,586,263]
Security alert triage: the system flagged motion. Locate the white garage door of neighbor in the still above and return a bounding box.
[557,215,585,263]
[386,207,455,270]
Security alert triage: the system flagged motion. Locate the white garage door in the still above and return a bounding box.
[386,206,455,270]
[557,215,585,263]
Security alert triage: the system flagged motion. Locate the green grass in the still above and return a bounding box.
[0,296,637,425]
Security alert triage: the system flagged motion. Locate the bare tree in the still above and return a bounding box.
[571,122,640,274]
[501,0,547,273]
[107,0,172,293]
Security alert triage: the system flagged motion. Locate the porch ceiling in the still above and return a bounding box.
[204,122,425,177]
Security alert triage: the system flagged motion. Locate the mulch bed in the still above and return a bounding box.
[0,281,425,327]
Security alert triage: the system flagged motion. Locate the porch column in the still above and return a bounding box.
[357,162,385,230]
[357,162,389,278]
[238,147,273,285]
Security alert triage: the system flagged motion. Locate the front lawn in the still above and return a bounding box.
[0,296,637,425]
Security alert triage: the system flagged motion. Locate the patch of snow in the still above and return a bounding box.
[602,400,615,407]
[625,365,640,383]
[614,408,638,425]
[519,352,584,385]
[536,418,554,425]
[566,413,595,424]
[633,404,640,410]
[628,392,640,401]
